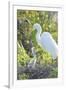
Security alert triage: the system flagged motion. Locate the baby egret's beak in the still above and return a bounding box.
[32,28,37,34]
[33,25,36,31]
[33,25,35,30]
[33,26,37,34]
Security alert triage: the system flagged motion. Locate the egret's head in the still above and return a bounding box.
[33,23,42,33]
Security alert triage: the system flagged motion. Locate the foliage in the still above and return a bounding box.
[17,42,30,67]
[17,10,58,79]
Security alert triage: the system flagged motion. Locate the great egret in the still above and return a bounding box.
[33,23,58,59]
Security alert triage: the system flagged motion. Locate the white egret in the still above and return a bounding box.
[33,23,58,59]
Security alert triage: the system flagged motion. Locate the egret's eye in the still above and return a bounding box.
[25,19,28,23]
[24,19,31,25]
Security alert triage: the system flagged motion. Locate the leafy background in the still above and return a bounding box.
[17,10,58,80]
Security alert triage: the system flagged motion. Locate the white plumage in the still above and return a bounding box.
[33,23,58,59]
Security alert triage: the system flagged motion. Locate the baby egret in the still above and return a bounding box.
[27,47,37,69]
[33,23,58,59]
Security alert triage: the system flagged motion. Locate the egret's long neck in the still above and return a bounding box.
[36,29,41,45]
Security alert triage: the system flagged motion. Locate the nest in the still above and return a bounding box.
[17,63,58,80]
